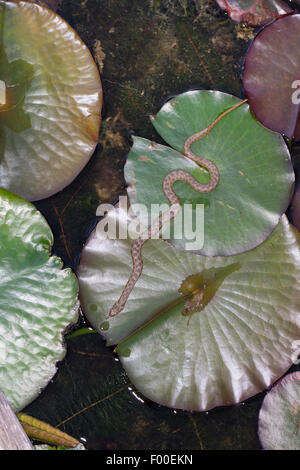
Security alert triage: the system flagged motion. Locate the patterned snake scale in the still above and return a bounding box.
[109,99,247,317]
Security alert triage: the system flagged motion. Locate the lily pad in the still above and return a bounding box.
[258,372,300,450]
[78,204,300,411]
[24,333,261,450]
[0,1,102,201]
[243,14,300,140]
[216,0,293,27]
[0,188,79,412]
[125,90,294,256]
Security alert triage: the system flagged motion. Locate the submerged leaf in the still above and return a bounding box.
[0,188,79,411]
[78,204,300,411]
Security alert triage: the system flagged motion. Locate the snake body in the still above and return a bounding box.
[109,99,247,317]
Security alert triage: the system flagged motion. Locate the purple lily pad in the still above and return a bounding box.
[215,0,293,27]
[243,14,300,140]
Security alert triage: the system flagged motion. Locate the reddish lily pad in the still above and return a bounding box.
[215,0,293,27]
[243,14,300,140]
[0,1,102,201]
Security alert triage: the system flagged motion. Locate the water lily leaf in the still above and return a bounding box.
[243,15,300,140]
[78,204,300,411]
[0,188,79,412]
[0,1,102,201]
[215,0,293,26]
[125,90,294,256]
[258,372,300,450]
[24,333,261,450]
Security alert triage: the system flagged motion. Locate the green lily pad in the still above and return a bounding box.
[78,205,300,411]
[0,1,102,201]
[125,90,294,256]
[258,372,300,450]
[0,188,79,412]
